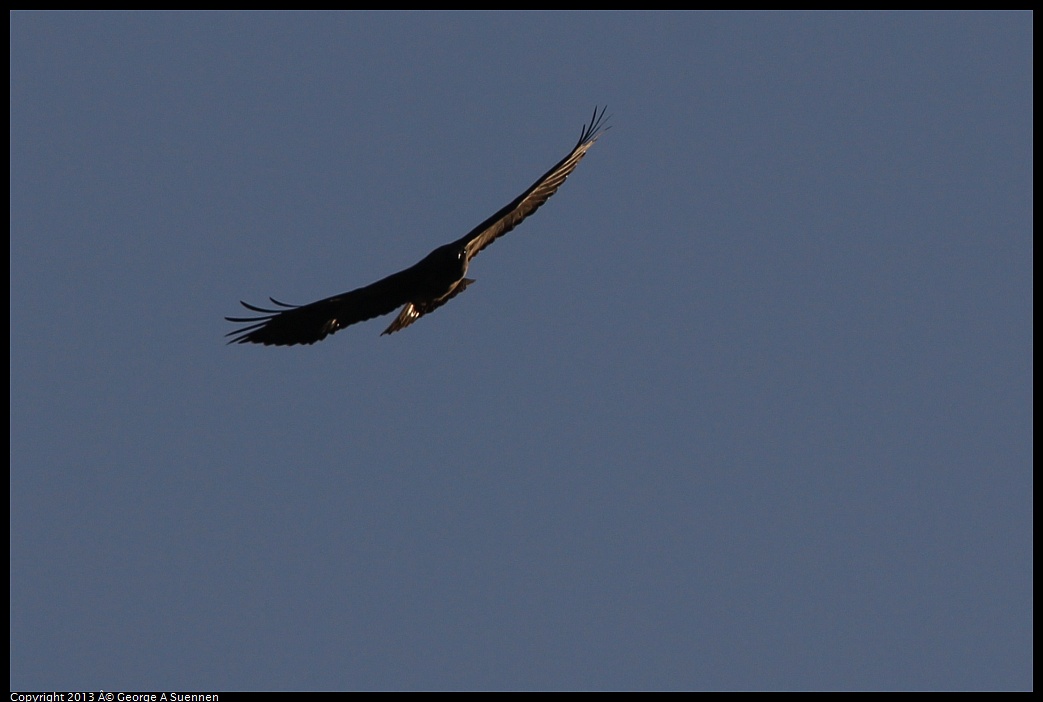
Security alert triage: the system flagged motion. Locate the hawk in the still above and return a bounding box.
[226,107,608,346]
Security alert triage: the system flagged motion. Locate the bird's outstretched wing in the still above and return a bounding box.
[225,266,421,345]
[455,106,610,262]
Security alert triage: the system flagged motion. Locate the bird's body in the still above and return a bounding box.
[226,107,608,346]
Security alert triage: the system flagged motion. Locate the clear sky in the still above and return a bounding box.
[10,11,1032,691]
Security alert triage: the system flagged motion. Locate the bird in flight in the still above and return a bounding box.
[226,106,609,346]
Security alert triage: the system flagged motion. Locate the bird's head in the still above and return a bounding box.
[419,242,470,283]
[446,244,469,276]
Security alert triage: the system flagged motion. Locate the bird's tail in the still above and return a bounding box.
[381,278,476,335]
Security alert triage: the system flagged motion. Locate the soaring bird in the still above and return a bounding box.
[226,107,609,346]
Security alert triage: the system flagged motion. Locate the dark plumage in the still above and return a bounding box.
[226,107,609,346]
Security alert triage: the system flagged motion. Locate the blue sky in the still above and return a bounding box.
[10,12,1032,691]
